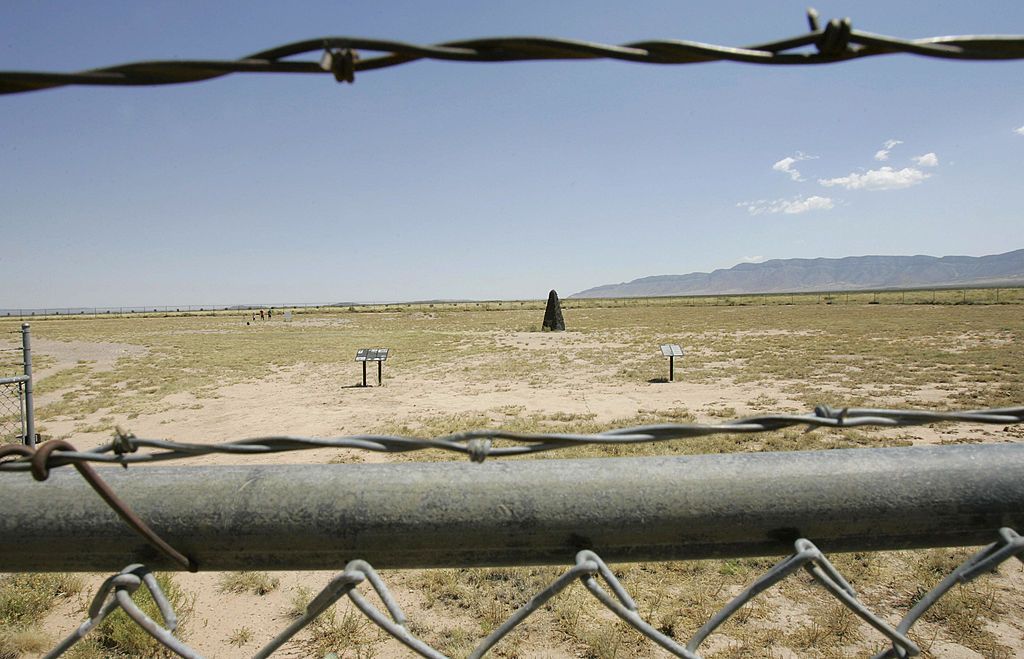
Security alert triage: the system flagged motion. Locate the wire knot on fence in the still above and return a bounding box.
[0,440,196,572]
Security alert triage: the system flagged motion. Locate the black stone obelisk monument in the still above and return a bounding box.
[542,290,565,331]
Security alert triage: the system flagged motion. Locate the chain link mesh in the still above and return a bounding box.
[0,340,26,443]
[0,380,24,443]
[42,529,1023,658]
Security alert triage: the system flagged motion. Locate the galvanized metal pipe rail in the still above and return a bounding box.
[3,443,1022,572]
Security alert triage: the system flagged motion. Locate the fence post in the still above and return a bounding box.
[21,323,35,447]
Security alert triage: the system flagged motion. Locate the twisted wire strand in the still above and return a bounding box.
[3,11,1024,95]
[0,404,1019,472]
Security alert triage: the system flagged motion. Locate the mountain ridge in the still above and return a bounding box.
[571,249,1024,298]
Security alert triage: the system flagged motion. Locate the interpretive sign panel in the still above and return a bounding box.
[356,348,389,362]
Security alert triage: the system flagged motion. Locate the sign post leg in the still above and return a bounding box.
[378,360,382,386]
[362,362,367,387]
[669,355,674,382]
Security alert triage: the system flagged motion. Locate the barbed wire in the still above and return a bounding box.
[3,9,1024,95]
[1,404,1020,473]
[45,528,1023,658]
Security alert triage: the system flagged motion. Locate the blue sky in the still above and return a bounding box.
[2,1,1022,307]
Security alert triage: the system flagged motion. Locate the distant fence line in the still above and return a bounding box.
[1,286,1022,321]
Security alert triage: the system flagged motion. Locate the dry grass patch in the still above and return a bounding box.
[295,600,384,658]
[0,573,83,659]
[217,571,280,596]
[227,625,253,648]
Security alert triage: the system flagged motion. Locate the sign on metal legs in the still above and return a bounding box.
[659,344,683,382]
[355,348,390,386]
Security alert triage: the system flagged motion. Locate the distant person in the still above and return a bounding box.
[268,309,273,319]
[260,309,265,320]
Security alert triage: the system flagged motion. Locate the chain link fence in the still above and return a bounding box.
[0,377,25,443]
[2,407,1023,657]
[0,328,28,443]
[37,528,1023,659]
[0,325,33,445]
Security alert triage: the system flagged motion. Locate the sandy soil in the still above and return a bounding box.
[14,332,1024,658]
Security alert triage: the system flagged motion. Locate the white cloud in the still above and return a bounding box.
[738,195,834,215]
[874,139,903,161]
[740,255,766,263]
[913,152,939,167]
[818,166,929,191]
[771,152,816,182]
[772,157,803,181]
[1015,125,1024,136]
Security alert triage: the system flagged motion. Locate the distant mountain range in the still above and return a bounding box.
[571,249,1024,298]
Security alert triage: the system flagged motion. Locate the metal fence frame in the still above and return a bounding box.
[2,441,1023,658]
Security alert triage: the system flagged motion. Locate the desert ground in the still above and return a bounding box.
[1,300,1022,658]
